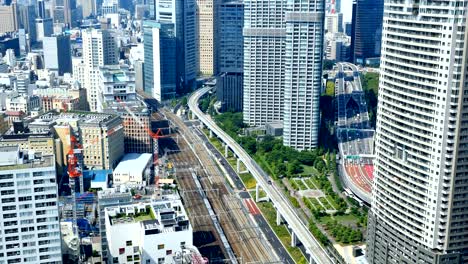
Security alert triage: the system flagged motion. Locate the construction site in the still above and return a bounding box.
[161,109,282,264]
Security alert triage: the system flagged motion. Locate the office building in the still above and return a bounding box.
[326,12,343,34]
[197,0,216,76]
[18,4,37,45]
[0,4,18,34]
[101,0,118,15]
[81,28,118,111]
[0,35,19,57]
[43,34,73,76]
[98,64,136,106]
[350,0,383,64]
[52,0,77,27]
[97,188,132,263]
[103,100,152,154]
[105,196,193,264]
[183,0,198,89]
[325,33,350,62]
[37,0,46,18]
[244,0,324,150]
[35,18,54,42]
[150,0,198,92]
[82,28,118,68]
[143,20,176,101]
[367,2,468,263]
[0,146,62,264]
[344,22,351,36]
[33,111,125,170]
[216,1,243,112]
[78,0,95,18]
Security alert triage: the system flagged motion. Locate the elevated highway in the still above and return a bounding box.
[188,87,335,264]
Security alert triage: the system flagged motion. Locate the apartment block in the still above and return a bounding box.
[0,146,62,264]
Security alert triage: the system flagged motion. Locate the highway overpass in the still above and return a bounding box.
[188,87,335,264]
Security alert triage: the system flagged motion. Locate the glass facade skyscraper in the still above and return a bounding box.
[216,1,243,112]
[367,1,468,263]
[143,21,176,101]
[350,0,383,64]
[243,0,324,150]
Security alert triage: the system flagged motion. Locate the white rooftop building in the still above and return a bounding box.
[105,196,193,264]
[113,153,152,186]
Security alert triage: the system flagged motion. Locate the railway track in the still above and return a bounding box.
[164,110,278,264]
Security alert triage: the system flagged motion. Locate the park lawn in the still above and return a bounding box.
[257,202,308,264]
[301,165,319,176]
[326,195,340,209]
[305,178,319,190]
[309,198,324,211]
[240,173,257,189]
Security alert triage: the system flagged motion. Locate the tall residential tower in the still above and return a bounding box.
[243,0,324,150]
[367,1,468,263]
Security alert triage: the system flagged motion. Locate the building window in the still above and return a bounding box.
[157,258,164,264]
[113,257,118,263]
[157,244,164,250]
[119,248,125,255]
[166,250,172,256]
[126,240,132,246]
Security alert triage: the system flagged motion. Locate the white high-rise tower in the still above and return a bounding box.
[243,0,324,150]
[367,1,468,263]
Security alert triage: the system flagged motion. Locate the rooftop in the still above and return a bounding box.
[0,146,54,170]
[34,110,119,126]
[114,153,152,174]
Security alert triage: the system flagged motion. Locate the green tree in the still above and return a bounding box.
[325,81,335,97]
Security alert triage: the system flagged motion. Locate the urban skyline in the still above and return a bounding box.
[1,0,467,263]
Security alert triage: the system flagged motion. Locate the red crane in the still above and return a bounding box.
[114,98,170,186]
[67,134,83,236]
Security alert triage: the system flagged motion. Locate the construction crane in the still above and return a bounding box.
[67,134,83,236]
[114,98,169,185]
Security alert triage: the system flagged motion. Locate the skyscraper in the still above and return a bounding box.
[37,0,46,18]
[143,20,176,101]
[367,1,468,263]
[216,1,243,112]
[150,0,198,92]
[350,0,383,64]
[244,0,324,150]
[43,34,72,75]
[197,0,216,76]
[0,3,18,34]
[0,146,62,264]
[243,0,286,126]
[80,28,118,111]
[18,4,37,45]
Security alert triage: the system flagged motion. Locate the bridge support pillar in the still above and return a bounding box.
[209,130,213,138]
[276,210,282,226]
[291,231,297,247]
[309,255,316,264]
[224,145,229,158]
[236,158,240,173]
[255,183,260,202]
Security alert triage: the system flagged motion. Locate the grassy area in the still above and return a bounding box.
[290,179,301,191]
[293,179,308,190]
[319,197,333,210]
[305,179,318,190]
[257,202,308,264]
[301,165,319,176]
[240,173,257,189]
